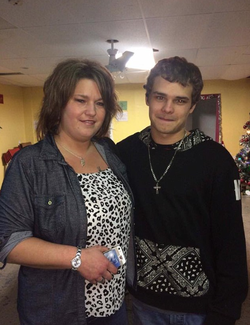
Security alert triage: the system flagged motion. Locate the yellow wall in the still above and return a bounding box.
[0,84,25,184]
[0,78,250,186]
[0,85,42,185]
[22,87,44,143]
[112,84,150,142]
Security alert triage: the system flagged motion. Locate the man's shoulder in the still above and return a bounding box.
[116,132,141,148]
[117,126,151,148]
[196,137,232,157]
[116,131,146,163]
[97,136,116,151]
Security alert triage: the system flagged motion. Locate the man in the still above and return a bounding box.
[117,57,248,325]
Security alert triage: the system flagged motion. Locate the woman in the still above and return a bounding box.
[0,59,133,325]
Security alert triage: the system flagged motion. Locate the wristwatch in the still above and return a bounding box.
[71,246,82,271]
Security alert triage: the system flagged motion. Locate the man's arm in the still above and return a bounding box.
[205,157,248,325]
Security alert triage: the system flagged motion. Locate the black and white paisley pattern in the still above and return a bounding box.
[136,237,209,297]
[77,168,131,318]
[139,126,212,151]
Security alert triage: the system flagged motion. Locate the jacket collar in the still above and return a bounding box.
[39,133,67,164]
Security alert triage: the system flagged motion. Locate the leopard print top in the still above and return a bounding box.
[77,168,132,317]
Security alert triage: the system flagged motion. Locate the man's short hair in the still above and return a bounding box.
[144,56,204,106]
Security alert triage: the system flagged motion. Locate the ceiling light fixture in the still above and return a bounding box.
[105,39,134,73]
[125,48,156,71]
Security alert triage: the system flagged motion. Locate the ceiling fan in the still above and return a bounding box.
[105,39,134,73]
[0,72,23,76]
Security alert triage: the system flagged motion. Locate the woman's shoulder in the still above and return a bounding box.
[9,137,55,167]
[10,141,40,160]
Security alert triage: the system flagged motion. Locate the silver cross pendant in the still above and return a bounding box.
[154,183,161,194]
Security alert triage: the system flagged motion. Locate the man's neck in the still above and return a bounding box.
[151,129,187,145]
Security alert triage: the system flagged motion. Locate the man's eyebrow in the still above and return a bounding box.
[175,96,190,100]
[152,91,190,100]
[152,91,167,96]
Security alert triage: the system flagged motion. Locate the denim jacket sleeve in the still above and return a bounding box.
[0,151,35,253]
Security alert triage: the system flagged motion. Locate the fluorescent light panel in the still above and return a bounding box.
[117,48,155,71]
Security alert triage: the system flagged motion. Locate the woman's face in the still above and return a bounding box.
[58,78,106,141]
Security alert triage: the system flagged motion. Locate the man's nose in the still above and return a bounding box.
[161,100,174,113]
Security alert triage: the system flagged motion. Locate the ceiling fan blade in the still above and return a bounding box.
[0,72,23,76]
[106,51,134,73]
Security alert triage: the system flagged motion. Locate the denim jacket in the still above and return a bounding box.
[0,134,135,325]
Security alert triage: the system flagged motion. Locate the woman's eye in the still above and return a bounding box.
[96,101,104,107]
[75,98,86,104]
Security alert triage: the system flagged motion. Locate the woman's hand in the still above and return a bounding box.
[7,238,117,284]
[78,245,118,283]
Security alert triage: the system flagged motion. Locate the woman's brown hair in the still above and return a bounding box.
[36,58,121,140]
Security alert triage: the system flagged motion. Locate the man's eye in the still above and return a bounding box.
[155,96,165,101]
[176,99,188,104]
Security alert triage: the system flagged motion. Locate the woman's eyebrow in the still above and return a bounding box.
[74,94,103,101]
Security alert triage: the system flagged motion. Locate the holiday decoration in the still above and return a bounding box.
[235,118,250,193]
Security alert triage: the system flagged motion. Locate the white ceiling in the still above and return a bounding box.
[0,0,250,87]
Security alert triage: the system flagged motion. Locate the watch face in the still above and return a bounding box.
[72,256,81,269]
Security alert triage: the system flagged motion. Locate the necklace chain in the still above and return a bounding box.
[148,131,186,194]
[57,142,91,167]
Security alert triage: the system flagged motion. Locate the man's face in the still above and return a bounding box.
[146,76,196,144]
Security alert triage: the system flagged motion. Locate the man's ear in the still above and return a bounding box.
[189,104,196,114]
[145,94,149,106]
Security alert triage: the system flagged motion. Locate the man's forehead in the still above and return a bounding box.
[151,77,193,97]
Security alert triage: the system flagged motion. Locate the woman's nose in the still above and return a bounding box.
[85,102,96,115]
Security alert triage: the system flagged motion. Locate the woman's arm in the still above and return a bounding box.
[7,237,117,283]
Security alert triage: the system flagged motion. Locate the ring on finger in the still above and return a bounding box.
[98,277,105,284]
